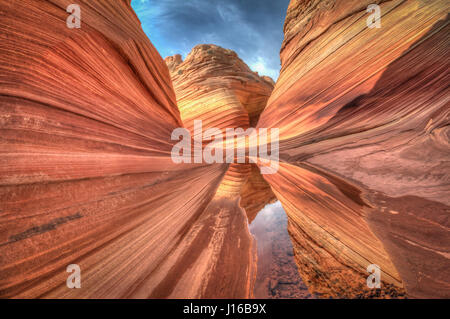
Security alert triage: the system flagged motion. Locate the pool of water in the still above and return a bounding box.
[249,201,315,299]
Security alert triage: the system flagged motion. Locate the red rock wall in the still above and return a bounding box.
[164,45,281,297]
[0,0,234,298]
[1,0,448,300]
[166,44,274,131]
[257,0,449,298]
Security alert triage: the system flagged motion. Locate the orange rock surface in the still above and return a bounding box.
[257,0,449,298]
[166,45,276,221]
[1,0,448,300]
[164,45,280,298]
[0,0,247,298]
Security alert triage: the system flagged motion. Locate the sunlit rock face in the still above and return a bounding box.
[0,0,238,298]
[257,0,449,298]
[164,45,280,298]
[240,165,277,223]
[166,44,274,130]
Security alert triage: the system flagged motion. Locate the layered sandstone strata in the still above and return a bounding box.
[166,44,274,130]
[0,0,252,298]
[165,45,277,222]
[257,0,449,298]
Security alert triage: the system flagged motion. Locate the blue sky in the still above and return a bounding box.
[131,0,290,80]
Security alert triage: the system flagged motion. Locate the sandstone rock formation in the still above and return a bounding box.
[250,202,314,299]
[164,45,280,298]
[165,45,277,222]
[1,0,448,300]
[257,0,450,298]
[0,0,248,298]
[166,44,274,130]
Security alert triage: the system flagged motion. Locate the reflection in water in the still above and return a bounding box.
[249,201,315,299]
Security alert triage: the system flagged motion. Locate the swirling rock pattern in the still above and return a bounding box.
[166,45,276,220]
[0,0,245,298]
[1,0,449,300]
[166,44,274,130]
[257,0,449,298]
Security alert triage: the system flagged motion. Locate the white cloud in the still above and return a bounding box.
[250,56,279,80]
